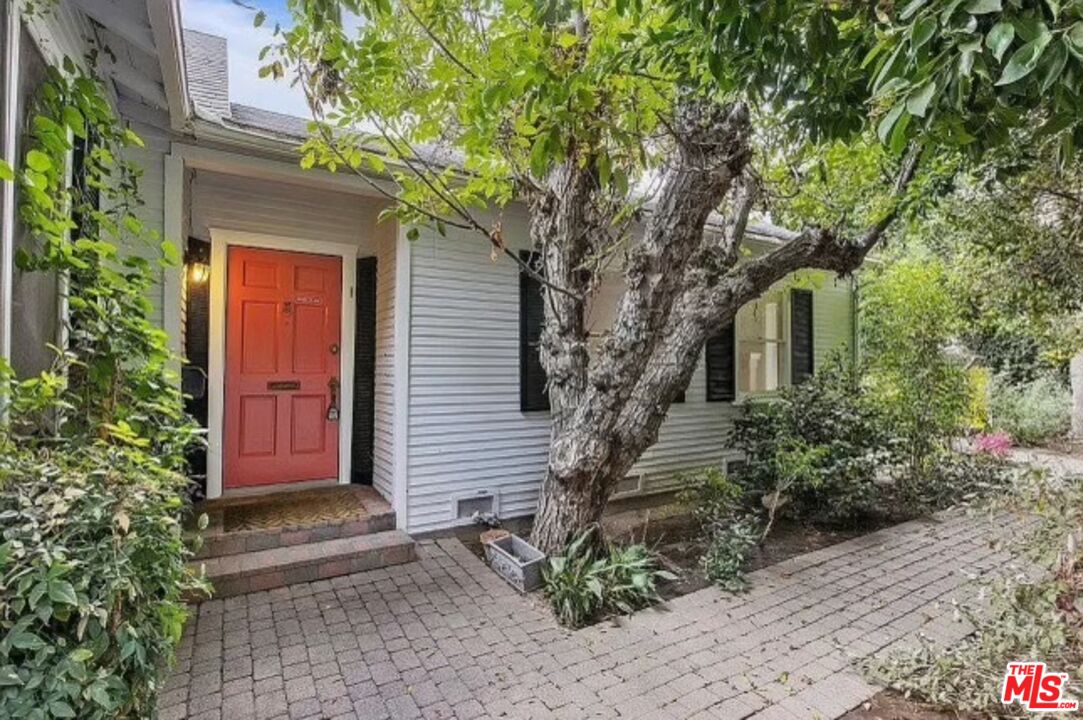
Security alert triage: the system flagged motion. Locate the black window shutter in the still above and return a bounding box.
[791,289,814,384]
[705,323,736,401]
[352,257,377,483]
[519,252,550,411]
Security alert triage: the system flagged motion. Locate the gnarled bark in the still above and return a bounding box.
[527,100,920,556]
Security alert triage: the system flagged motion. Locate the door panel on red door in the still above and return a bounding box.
[224,246,342,488]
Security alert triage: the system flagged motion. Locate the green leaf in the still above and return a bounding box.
[911,17,938,50]
[160,240,181,266]
[254,10,266,27]
[965,0,1001,13]
[26,149,52,173]
[68,648,94,663]
[905,81,936,117]
[0,666,21,686]
[48,580,78,606]
[123,128,145,148]
[556,32,579,49]
[9,631,46,650]
[48,701,76,718]
[406,226,420,242]
[996,35,1051,85]
[899,0,929,20]
[0,160,12,182]
[877,102,906,145]
[985,22,1014,62]
[1038,40,1068,92]
[1066,22,1083,61]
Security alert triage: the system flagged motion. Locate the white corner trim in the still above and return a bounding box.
[162,154,184,373]
[392,226,412,529]
[146,0,191,132]
[205,228,359,499]
[0,4,19,366]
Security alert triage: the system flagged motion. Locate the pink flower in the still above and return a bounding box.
[974,431,1013,458]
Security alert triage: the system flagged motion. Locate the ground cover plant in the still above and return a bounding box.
[542,526,674,627]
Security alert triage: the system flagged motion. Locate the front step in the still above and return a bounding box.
[194,485,396,559]
[196,506,396,559]
[192,530,417,598]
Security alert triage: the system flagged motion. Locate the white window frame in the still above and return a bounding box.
[734,289,792,402]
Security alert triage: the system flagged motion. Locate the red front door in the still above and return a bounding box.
[224,246,342,488]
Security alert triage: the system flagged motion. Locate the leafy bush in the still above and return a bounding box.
[900,450,1014,513]
[702,516,761,592]
[677,466,744,529]
[861,259,971,482]
[0,443,200,719]
[601,543,674,615]
[989,373,1071,447]
[0,57,201,719]
[730,355,893,523]
[542,528,674,627]
[865,475,1083,717]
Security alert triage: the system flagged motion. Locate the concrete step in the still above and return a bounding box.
[191,530,417,599]
[195,507,396,559]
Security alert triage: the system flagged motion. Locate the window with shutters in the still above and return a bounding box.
[519,252,549,412]
[736,290,787,395]
[790,289,814,384]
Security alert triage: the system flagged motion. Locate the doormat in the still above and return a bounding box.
[222,486,371,533]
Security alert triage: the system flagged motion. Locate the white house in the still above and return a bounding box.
[1,0,857,594]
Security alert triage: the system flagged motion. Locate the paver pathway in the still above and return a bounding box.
[161,508,1019,720]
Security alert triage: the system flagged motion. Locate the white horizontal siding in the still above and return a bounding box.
[117,144,167,328]
[190,170,386,254]
[405,212,857,533]
[372,229,396,502]
[406,212,548,532]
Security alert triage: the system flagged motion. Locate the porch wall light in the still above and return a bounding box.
[184,238,211,285]
[188,261,210,285]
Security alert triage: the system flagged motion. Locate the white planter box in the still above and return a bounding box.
[483,534,546,593]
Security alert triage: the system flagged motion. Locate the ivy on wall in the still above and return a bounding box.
[0,11,204,718]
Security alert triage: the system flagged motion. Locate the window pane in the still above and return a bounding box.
[736,292,786,394]
[739,340,784,393]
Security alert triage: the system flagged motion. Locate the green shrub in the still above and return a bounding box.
[989,373,1071,446]
[0,57,201,719]
[730,355,893,523]
[0,443,201,719]
[541,530,605,628]
[899,450,1014,513]
[601,543,674,615]
[677,466,744,529]
[702,516,761,592]
[542,528,674,627]
[861,258,971,483]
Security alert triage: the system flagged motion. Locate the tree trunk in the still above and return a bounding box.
[1071,350,1083,448]
[526,100,920,557]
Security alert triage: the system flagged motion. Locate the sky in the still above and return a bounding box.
[180,0,309,117]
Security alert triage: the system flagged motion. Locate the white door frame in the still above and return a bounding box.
[206,228,358,499]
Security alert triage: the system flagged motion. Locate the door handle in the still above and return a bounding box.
[327,377,340,421]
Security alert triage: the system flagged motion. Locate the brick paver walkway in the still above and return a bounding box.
[160,509,1016,720]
